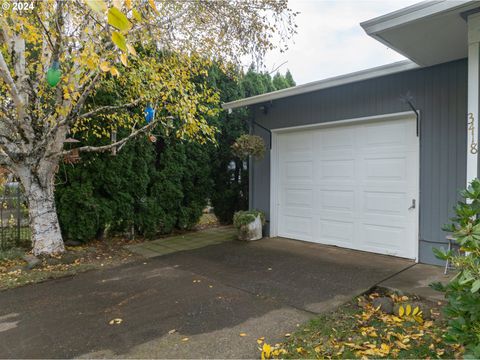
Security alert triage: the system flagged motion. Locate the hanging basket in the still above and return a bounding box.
[63,148,80,164]
[63,138,81,164]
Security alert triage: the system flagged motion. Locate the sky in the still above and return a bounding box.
[261,0,419,85]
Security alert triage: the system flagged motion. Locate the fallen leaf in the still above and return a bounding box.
[181,337,189,342]
[168,329,176,334]
[239,333,247,337]
[109,318,123,325]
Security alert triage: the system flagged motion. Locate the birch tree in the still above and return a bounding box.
[0,0,296,255]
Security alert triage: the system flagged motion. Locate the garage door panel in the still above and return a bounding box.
[362,191,408,216]
[317,127,355,152]
[361,223,406,255]
[279,215,314,241]
[276,117,418,259]
[364,157,407,181]
[284,132,313,152]
[318,159,355,180]
[283,188,313,208]
[318,219,355,246]
[319,189,355,212]
[283,161,313,183]
[362,121,408,148]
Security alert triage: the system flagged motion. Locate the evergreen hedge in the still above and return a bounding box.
[54,65,295,242]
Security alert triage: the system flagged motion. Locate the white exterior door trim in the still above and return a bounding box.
[270,111,420,260]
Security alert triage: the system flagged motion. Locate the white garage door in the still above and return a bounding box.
[273,116,418,259]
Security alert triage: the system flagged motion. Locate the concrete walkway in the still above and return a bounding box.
[126,226,236,258]
[379,263,451,302]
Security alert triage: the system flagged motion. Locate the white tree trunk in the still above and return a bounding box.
[16,165,65,256]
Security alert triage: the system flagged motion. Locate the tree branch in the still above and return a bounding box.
[0,149,12,167]
[77,99,142,120]
[0,51,24,114]
[61,116,171,155]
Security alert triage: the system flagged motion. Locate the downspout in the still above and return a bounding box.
[248,118,254,210]
[251,119,272,149]
[405,99,421,137]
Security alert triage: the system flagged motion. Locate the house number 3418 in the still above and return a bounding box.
[468,113,478,154]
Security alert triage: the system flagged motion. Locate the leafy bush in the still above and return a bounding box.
[233,210,265,228]
[432,178,480,357]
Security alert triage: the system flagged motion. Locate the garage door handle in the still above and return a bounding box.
[408,199,416,210]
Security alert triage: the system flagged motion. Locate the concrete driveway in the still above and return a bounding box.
[0,237,413,359]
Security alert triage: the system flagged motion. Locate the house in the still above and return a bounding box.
[223,1,480,265]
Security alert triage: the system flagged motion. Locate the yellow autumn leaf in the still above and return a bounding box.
[406,304,412,316]
[261,343,271,360]
[239,333,247,337]
[413,306,420,316]
[99,61,110,72]
[148,0,158,13]
[126,43,137,56]
[110,66,120,77]
[396,340,410,350]
[132,8,142,22]
[120,53,128,67]
[112,31,127,52]
[399,305,405,317]
[108,318,122,325]
[181,337,189,342]
[125,0,132,9]
[108,6,132,32]
[85,0,107,14]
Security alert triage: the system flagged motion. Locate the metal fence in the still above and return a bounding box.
[0,182,30,250]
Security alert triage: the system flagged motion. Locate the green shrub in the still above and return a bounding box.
[432,178,480,357]
[55,132,212,242]
[233,210,265,228]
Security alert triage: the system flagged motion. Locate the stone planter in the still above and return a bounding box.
[237,215,263,241]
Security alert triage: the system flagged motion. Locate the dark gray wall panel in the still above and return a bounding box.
[249,59,468,265]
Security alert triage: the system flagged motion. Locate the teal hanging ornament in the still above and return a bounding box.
[46,61,61,87]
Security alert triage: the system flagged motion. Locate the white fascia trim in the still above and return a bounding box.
[360,0,473,35]
[222,60,419,110]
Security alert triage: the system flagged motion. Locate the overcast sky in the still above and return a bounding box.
[262,0,419,85]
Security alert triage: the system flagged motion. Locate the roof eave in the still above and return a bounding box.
[360,0,472,35]
[222,60,419,110]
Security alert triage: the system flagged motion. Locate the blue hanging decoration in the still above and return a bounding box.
[144,104,155,124]
[46,61,61,87]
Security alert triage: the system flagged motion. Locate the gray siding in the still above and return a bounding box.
[250,59,468,265]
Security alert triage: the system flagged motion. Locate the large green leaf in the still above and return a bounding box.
[108,7,132,32]
[471,279,480,293]
[112,31,127,52]
[85,0,107,14]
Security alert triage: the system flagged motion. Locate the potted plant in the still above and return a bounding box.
[233,210,265,241]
